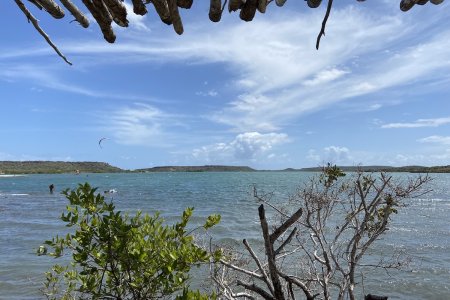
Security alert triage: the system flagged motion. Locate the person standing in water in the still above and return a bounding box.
[49,184,55,194]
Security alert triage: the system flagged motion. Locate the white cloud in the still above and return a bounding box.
[418,135,450,145]
[367,103,382,111]
[303,68,350,86]
[324,146,351,163]
[382,117,450,129]
[307,149,320,162]
[192,132,289,162]
[307,146,351,164]
[196,89,218,97]
[103,103,169,146]
[2,3,450,135]
[0,64,159,102]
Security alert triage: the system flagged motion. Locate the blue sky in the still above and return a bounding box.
[1,1,449,170]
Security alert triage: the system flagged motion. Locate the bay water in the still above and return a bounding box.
[0,172,449,299]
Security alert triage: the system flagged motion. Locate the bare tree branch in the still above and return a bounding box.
[15,0,72,65]
[243,238,274,295]
[316,0,333,50]
[236,280,276,300]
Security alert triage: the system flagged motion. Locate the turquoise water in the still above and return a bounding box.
[0,172,449,299]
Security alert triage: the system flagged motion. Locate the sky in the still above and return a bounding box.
[0,1,449,170]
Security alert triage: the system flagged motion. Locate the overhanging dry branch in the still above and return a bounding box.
[16,0,446,64]
[15,0,72,65]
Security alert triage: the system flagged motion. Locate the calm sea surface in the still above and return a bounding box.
[0,172,449,299]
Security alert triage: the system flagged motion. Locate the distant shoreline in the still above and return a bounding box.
[1,161,450,174]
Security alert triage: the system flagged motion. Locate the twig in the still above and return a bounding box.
[259,204,285,300]
[274,227,297,256]
[316,0,333,50]
[270,208,302,243]
[237,280,276,300]
[14,0,72,65]
[243,238,274,295]
[219,259,264,279]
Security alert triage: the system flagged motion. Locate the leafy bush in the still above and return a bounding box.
[41,183,220,299]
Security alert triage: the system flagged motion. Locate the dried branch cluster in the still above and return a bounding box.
[210,168,431,299]
[15,0,446,64]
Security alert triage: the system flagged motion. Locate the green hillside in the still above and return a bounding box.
[299,165,450,173]
[0,161,124,174]
[135,165,255,172]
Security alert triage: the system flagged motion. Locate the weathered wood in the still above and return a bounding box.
[257,0,268,13]
[17,0,448,65]
[307,0,322,8]
[177,0,193,8]
[131,0,147,15]
[32,0,65,19]
[92,0,113,23]
[243,239,274,295]
[229,0,243,12]
[240,0,257,22]
[82,0,115,43]
[316,0,333,49]
[237,280,276,300]
[365,294,388,300]
[167,0,184,34]
[209,0,222,22]
[152,0,172,25]
[400,0,415,11]
[270,207,302,244]
[103,0,128,27]
[15,0,72,64]
[59,0,89,27]
[258,205,285,300]
[274,227,297,256]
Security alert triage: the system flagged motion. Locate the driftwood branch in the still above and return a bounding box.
[243,238,274,295]
[236,280,276,300]
[278,271,318,300]
[15,0,72,65]
[316,0,333,50]
[270,207,302,243]
[219,259,264,279]
[274,227,297,256]
[59,0,90,27]
[259,204,286,300]
[16,0,446,64]
[32,0,65,19]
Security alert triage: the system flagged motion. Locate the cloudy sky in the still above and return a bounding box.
[1,1,449,170]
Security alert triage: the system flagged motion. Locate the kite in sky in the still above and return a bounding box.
[98,137,109,149]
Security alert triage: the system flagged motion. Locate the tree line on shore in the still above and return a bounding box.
[1,161,450,174]
[38,165,431,299]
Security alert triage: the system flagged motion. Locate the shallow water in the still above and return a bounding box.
[0,172,449,299]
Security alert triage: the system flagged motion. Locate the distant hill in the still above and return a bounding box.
[135,165,255,172]
[298,165,450,173]
[0,161,124,174]
[1,161,449,174]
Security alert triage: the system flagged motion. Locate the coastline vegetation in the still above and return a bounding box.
[41,183,221,300]
[37,165,431,299]
[0,161,123,174]
[2,161,450,174]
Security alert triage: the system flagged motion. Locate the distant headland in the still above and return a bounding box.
[0,161,122,174]
[1,161,449,174]
[135,165,255,172]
